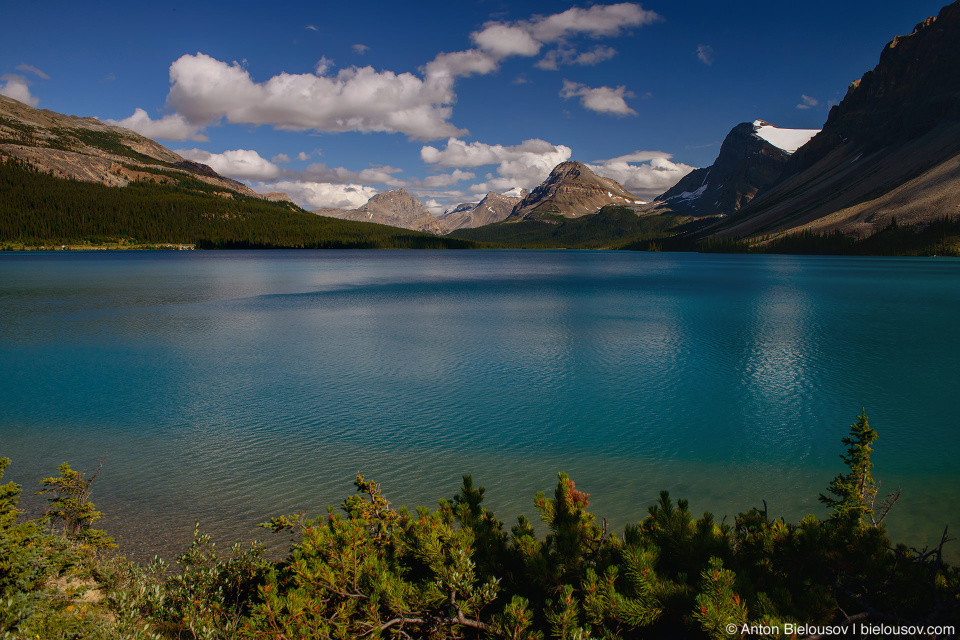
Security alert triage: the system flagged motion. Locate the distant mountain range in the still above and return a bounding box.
[315,160,644,233]
[438,190,526,231]
[2,0,958,254]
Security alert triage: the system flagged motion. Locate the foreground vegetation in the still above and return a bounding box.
[2,412,957,639]
[0,159,477,250]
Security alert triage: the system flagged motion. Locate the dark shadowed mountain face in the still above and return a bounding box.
[787,1,960,177]
[656,121,817,217]
[511,161,641,219]
[715,1,960,240]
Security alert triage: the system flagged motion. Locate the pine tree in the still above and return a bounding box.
[37,460,116,550]
[819,410,878,525]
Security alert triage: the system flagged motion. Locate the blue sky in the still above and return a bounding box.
[1,0,948,211]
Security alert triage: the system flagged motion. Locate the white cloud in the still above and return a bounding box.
[306,25,318,31]
[526,3,661,42]
[560,80,636,116]
[587,152,697,201]
[267,181,378,209]
[420,169,476,188]
[296,162,409,187]
[176,148,282,181]
[0,74,38,106]
[696,44,715,66]
[535,45,618,70]
[130,6,661,144]
[16,64,49,80]
[796,94,819,109]
[314,57,334,75]
[422,137,572,193]
[107,108,208,141]
[466,3,658,74]
[421,198,447,215]
[272,153,291,163]
[165,52,465,140]
[297,151,311,161]
[471,24,542,57]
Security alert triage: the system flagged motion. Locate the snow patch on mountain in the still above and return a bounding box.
[752,120,819,153]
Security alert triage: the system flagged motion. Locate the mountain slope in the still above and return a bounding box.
[655,120,818,217]
[510,161,641,219]
[0,94,288,201]
[438,190,524,231]
[314,188,448,235]
[715,0,960,240]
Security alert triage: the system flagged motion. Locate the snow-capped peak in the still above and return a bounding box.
[752,120,820,153]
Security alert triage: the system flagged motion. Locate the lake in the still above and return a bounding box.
[1,250,958,562]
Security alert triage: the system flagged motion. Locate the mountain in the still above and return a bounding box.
[510,161,642,219]
[0,94,287,201]
[654,120,818,217]
[438,190,525,231]
[314,188,448,235]
[714,0,960,241]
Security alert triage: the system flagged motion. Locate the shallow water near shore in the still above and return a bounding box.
[1,250,958,562]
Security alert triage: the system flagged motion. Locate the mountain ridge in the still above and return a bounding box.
[713,0,960,241]
[0,94,291,203]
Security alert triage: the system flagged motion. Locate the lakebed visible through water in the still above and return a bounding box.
[1,250,958,562]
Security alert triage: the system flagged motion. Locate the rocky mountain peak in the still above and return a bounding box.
[512,161,639,219]
[655,120,814,216]
[314,188,448,235]
[437,189,523,231]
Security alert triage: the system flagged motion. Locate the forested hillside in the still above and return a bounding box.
[0,159,476,250]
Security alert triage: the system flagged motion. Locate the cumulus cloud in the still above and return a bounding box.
[314,57,334,75]
[297,151,311,161]
[696,44,715,66]
[560,80,636,116]
[528,3,661,41]
[535,45,618,70]
[466,3,659,73]
[125,5,661,143]
[422,3,659,95]
[422,137,572,193]
[107,108,208,141]
[796,94,819,109]
[587,151,696,201]
[16,64,49,80]
[296,162,409,187]
[419,169,476,188]
[271,153,291,163]
[176,148,282,181]
[471,24,543,57]
[421,198,447,215]
[267,181,379,209]
[0,74,39,106]
[165,52,465,140]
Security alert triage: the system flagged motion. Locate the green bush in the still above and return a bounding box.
[1,412,958,639]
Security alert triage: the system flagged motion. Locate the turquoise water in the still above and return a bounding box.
[1,250,958,561]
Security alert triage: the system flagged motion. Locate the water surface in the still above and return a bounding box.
[1,250,957,560]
